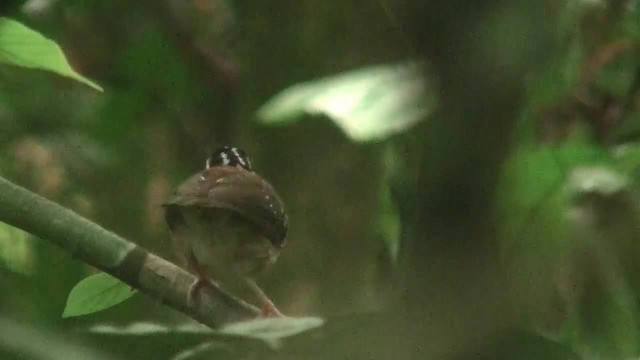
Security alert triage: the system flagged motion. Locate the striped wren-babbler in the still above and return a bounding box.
[163,146,288,316]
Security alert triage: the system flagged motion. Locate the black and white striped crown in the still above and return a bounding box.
[206,146,252,171]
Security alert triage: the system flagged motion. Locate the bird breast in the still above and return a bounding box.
[180,208,279,277]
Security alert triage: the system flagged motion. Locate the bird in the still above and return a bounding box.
[163,146,288,317]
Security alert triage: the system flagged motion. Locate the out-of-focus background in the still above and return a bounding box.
[3,0,640,359]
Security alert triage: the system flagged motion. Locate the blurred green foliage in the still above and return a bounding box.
[257,61,433,142]
[4,0,640,359]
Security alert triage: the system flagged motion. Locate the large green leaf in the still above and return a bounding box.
[0,18,102,92]
[257,61,435,142]
[62,272,136,318]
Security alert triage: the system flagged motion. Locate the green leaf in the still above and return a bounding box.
[217,316,324,349]
[62,272,136,318]
[497,140,612,271]
[257,61,435,142]
[0,18,103,92]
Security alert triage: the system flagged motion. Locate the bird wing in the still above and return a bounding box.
[164,167,288,247]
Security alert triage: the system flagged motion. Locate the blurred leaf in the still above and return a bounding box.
[499,139,612,238]
[62,272,136,318]
[499,144,573,267]
[217,316,324,349]
[0,17,102,92]
[497,140,615,336]
[566,166,630,197]
[257,61,435,142]
[88,322,213,335]
[500,141,611,225]
[0,221,34,274]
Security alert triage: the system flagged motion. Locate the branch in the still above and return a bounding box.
[0,175,259,328]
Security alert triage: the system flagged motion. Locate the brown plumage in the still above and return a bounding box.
[165,166,287,248]
[163,147,288,316]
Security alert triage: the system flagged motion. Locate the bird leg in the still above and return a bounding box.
[187,252,216,306]
[245,278,285,317]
